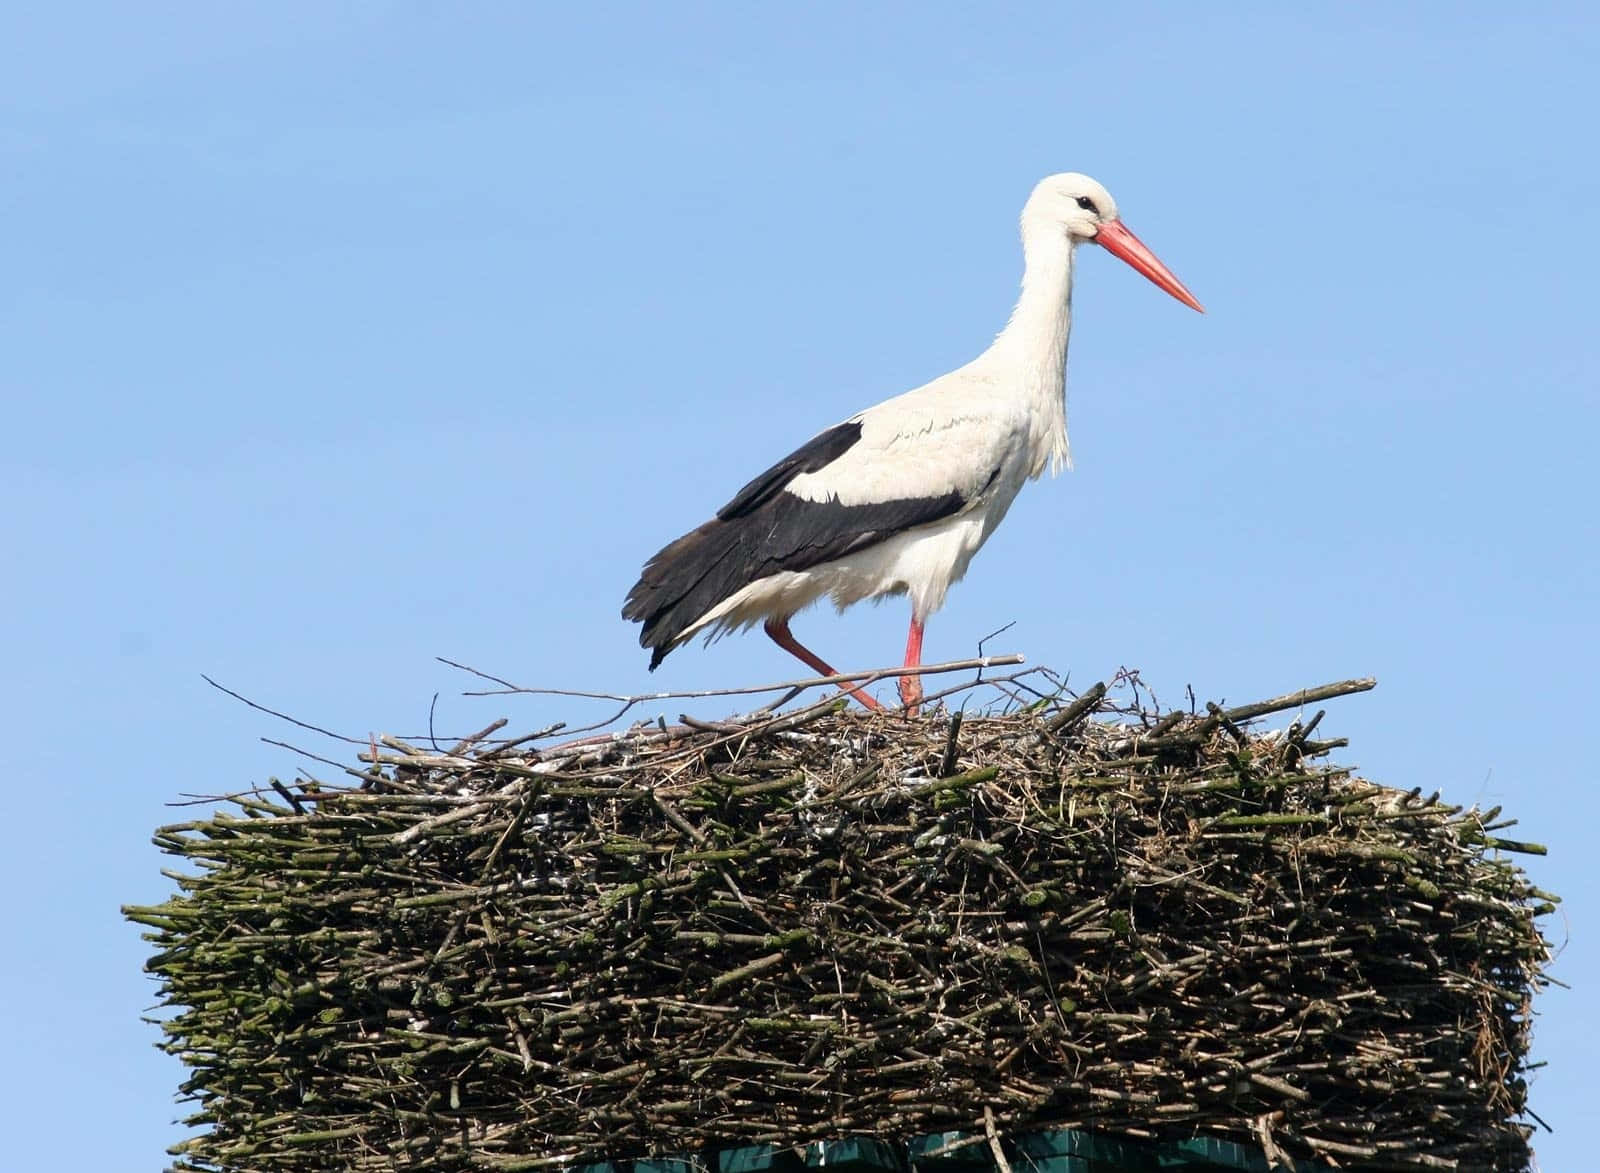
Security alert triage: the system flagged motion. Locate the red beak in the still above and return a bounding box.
[1094,219,1204,313]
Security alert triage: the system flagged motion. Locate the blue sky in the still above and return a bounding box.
[4,3,1596,1166]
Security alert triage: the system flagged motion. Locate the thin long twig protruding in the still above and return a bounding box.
[437,653,1025,702]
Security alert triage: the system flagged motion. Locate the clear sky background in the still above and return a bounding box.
[3,3,1595,1167]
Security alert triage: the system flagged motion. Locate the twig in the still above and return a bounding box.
[1218,678,1377,724]
[983,1106,1013,1173]
[270,779,305,816]
[438,654,1025,704]
[449,718,510,756]
[940,711,964,777]
[975,622,1016,682]
[201,674,365,744]
[1042,681,1109,736]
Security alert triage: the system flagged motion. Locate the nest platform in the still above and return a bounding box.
[127,673,1554,1171]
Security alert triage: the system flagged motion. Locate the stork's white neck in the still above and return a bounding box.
[983,223,1077,475]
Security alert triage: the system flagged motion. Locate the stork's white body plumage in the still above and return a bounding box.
[688,363,1059,640]
[623,173,1201,712]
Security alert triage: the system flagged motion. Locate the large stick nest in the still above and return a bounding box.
[128,674,1554,1172]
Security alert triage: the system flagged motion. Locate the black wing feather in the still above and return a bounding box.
[623,421,969,669]
[716,420,863,520]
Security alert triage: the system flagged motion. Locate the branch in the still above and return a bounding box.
[437,654,1025,707]
[1217,678,1377,724]
[201,675,365,744]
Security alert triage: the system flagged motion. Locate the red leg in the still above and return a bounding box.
[899,615,926,713]
[764,617,884,712]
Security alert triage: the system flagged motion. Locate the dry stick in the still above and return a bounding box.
[653,793,708,846]
[448,717,509,756]
[939,711,965,777]
[1206,701,1250,747]
[439,654,1025,703]
[433,654,1026,742]
[490,667,1046,771]
[270,779,306,815]
[201,674,367,744]
[885,666,1050,719]
[534,688,866,780]
[1218,677,1377,724]
[626,695,849,780]
[983,1106,1014,1173]
[1253,1113,1291,1172]
[1042,681,1110,736]
[261,738,385,785]
[1138,679,1376,754]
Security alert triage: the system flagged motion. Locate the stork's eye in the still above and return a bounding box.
[1075,196,1099,214]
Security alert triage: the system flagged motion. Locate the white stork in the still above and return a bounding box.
[623,173,1202,713]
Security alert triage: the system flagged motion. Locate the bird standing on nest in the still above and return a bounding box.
[624,173,1202,714]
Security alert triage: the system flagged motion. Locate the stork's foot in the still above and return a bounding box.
[898,673,924,715]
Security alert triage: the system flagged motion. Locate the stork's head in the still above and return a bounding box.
[1024,172,1204,313]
